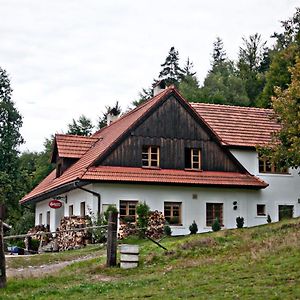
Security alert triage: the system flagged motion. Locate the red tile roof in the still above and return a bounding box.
[20,87,270,204]
[55,134,98,159]
[83,166,267,188]
[191,103,281,147]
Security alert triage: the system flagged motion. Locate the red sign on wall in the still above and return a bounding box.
[49,199,63,209]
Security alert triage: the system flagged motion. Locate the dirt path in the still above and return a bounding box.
[6,253,103,279]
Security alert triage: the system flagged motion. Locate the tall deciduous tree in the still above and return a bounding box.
[159,46,184,85]
[260,58,300,169]
[0,67,23,214]
[67,115,94,136]
[258,8,300,107]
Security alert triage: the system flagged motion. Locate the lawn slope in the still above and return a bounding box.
[1,218,300,299]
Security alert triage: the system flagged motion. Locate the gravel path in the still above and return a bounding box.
[6,253,102,278]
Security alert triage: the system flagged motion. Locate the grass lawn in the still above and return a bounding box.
[1,218,300,299]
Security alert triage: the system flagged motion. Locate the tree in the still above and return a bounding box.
[159,46,184,85]
[258,9,300,107]
[67,115,94,136]
[237,34,267,106]
[132,87,153,107]
[260,58,300,169]
[0,67,23,215]
[212,37,226,68]
[182,57,196,77]
[97,101,121,130]
[178,75,203,102]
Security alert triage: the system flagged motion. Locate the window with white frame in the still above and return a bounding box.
[142,146,160,167]
[185,148,201,170]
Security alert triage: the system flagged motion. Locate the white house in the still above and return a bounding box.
[20,86,300,235]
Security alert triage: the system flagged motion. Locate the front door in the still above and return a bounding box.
[278,205,294,221]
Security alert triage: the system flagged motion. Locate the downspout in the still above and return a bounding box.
[75,182,101,216]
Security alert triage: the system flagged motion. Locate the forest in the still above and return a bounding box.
[0,9,299,234]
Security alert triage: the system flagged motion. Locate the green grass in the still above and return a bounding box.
[1,218,300,299]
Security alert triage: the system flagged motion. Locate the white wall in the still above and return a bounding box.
[231,148,300,223]
[34,150,300,234]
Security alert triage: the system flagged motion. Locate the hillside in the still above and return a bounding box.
[2,218,300,299]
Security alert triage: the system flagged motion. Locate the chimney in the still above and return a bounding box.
[153,80,167,96]
[107,107,120,126]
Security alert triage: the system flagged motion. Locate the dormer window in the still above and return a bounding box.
[56,161,62,178]
[185,148,201,170]
[142,146,160,167]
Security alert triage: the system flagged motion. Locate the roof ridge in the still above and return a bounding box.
[56,133,98,139]
[190,102,274,111]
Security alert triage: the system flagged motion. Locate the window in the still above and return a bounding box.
[39,213,43,225]
[46,211,51,226]
[279,205,294,221]
[69,205,74,216]
[80,202,86,217]
[185,148,201,170]
[119,201,138,223]
[206,203,223,226]
[259,157,288,174]
[257,204,266,216]
[56,162,62,178]
[164,202,182,225]
[142,146,159,167]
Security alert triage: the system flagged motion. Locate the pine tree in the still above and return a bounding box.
[212,37,226,68]
[67,115,94,136]
[182,57,196,77]
[237,33,267,106]
[97,101,121,129]
[159,46,184,85]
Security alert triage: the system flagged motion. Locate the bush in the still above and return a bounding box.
[136,202,150,238]
[267,214,272,223]
[212,218,221,232]
[164,224,172,236]
[189,220,198,234]
[236,216,244,229]
[104,205,118,222]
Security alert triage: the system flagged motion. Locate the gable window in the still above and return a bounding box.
[257,204,266,216]
[80,202,86,217]
[142,146,160,167]
[206,203,223,226]
[258,157,288,174]
[185,148,201,170]
[164,202,182,225]
[69,205,74,216]
[119,200,138,223]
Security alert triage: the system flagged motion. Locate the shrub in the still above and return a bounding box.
[236,216,244,229]
[104,205,118,222]
[189,220,198,234]
[136,202,150,238]
[164,224,172,236]
[267,214,272,223]
[212,218,221,232]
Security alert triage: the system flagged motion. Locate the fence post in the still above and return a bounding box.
[0,219,6,288]
[106,211,118,267]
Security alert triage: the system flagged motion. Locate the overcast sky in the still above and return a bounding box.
[0,0,298,152]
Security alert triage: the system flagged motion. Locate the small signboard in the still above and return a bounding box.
[49,199,63,209]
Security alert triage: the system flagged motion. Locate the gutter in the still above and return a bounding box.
[75,182,101,216]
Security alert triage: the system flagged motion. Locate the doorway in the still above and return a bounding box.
[278,205,294,221]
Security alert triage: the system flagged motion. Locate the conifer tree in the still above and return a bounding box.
[67,115,94,136]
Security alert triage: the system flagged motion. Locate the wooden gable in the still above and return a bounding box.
[99,94,244,173]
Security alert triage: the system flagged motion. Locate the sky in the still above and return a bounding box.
[0,0,298,152]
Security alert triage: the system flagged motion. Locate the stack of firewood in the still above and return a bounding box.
[56,216,90,251]
[146,210,166,239]
[26,224,52,247]
[118,222,137,239]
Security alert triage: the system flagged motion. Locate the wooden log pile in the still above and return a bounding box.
[118,222,137,240]
[56,216,90,251]
[27,225,52,247]
[146,210,165,239]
